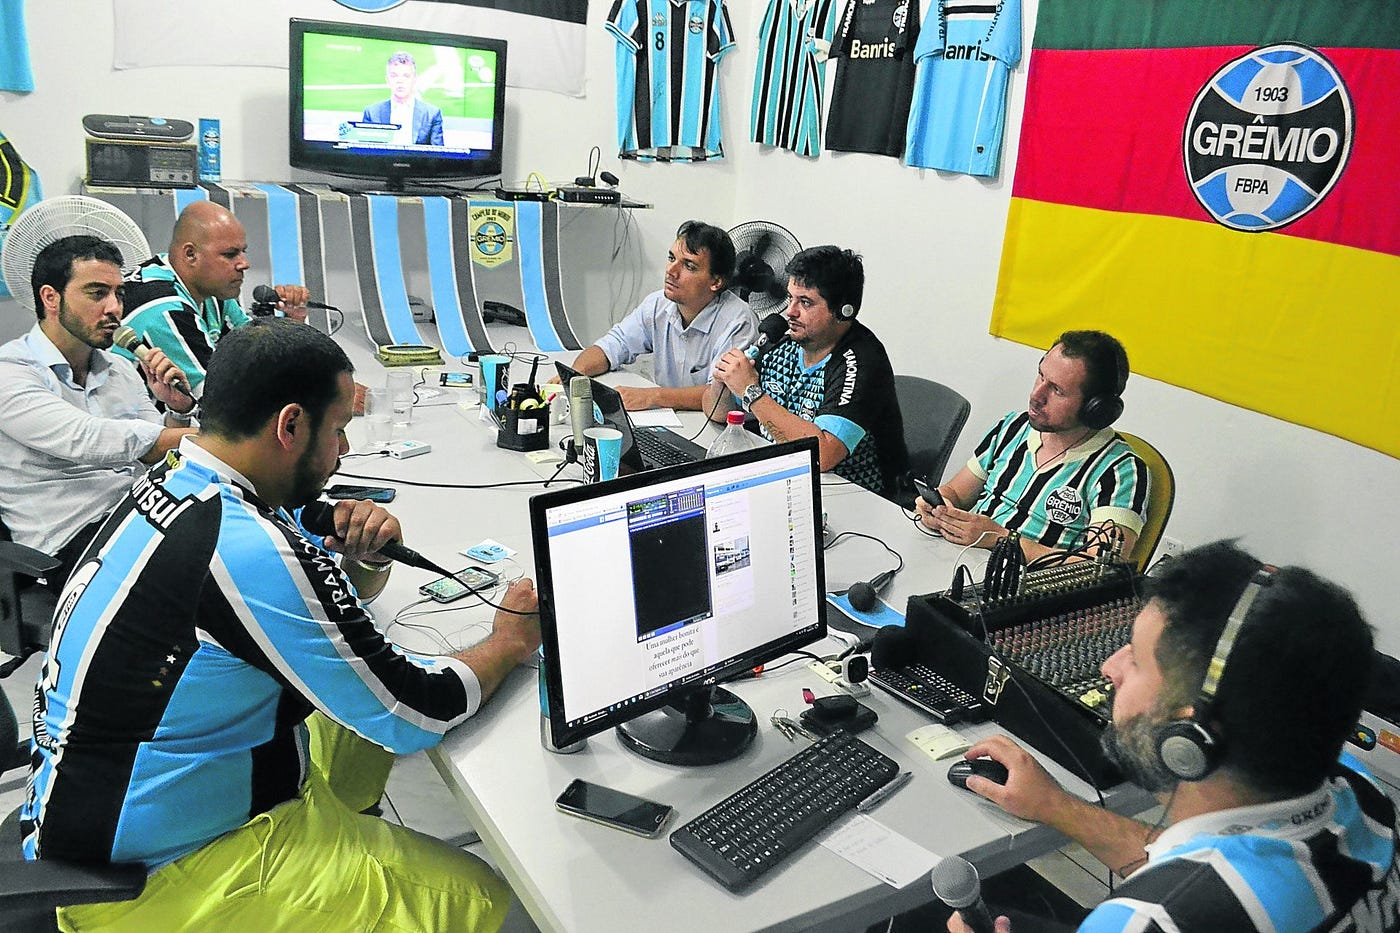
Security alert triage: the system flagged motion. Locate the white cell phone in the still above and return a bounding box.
[555,779,674,837]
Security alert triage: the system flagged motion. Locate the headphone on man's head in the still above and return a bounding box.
[837,302,857,320]
[1078,343,1126,430]
[1154,565,1276,782]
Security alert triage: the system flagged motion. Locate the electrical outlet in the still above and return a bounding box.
[1158,536,1184,560]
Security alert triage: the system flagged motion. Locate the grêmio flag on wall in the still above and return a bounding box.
[991,0,1400,459]
[112,0,588,96]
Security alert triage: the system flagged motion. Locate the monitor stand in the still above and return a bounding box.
[615,685,757,766]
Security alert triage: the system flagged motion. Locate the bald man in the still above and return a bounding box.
[117,201,310,397]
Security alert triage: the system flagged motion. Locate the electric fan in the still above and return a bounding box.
[727,220,801,316]
[1,195,151,313]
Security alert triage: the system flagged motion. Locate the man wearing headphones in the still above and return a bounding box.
[705,245,908,498]
[946,542,1397,933]
[916,330,1147,561]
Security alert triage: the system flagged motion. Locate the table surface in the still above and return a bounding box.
[341,346,1148,933]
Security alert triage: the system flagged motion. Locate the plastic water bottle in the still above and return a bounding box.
[707,410,762,458]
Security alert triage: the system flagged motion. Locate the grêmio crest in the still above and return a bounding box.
[1182,44,1353,233]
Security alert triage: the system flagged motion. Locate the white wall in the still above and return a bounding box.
[4,1,1396,654]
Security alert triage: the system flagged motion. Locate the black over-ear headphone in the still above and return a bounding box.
[1079,346,1125,430]
[1155,565,1276,782]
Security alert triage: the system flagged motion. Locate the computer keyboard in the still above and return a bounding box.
[633,425,705,468]
[669,731,899,891]
[870,663,988,724]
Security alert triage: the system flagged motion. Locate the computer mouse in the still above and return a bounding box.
[946,758,1010,789]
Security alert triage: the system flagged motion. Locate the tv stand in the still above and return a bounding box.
[615,685,758,766]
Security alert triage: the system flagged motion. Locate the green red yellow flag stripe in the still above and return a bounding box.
[993,1,1400,458]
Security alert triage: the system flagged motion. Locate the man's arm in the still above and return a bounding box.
[0,361,166,467]
[617,382,707,412]
[428,108,444,146]
[450,579,540,704]
[701,376,738,423]
[710,348,850,471]
[571,345,612,377]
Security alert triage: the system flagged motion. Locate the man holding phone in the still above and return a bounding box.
[915,331,1148,562]
[25,320,540,933]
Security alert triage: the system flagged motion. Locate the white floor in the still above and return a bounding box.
[2,654,1112,930]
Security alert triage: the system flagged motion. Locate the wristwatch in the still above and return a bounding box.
[740,383,766,412]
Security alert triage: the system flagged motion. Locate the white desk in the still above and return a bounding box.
[338,345,1148,933]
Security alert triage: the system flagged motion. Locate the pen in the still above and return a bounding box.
[856,771,913,812]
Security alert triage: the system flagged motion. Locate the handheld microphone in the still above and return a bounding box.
[931,856,996,933]
[251,285,337,315]
[300,500,441,574]
[112,326,189,396]
[743,313,791,360]
[568,376,594,452]
[846,568,897,613]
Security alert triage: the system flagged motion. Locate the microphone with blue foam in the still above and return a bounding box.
[743,313,791,361]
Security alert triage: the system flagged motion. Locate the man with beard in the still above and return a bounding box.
[24,319,540,932]
[0,234,195,592]
[946,542,1398,933]
[915,330,1148,562]
[117,201,310,397]
[705,245,907,498]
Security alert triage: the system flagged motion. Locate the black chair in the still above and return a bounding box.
[891,375,972,510]
[0,523,59,677]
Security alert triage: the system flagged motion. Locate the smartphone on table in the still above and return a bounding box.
[418,567,501,603]
[555,779,674,837]
[325,484,397,503]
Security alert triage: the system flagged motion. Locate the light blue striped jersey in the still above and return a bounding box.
[607,0,736,162]
[750,0,841,158]
[22,441,479,869]
[905,0,1022,176]
[1082,758,1399,932]
[0,0,33,92]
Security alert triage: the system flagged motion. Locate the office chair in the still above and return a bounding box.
[891,375,971,510]
[0,688,147,931]
[0,517,59,678]
[1117,432,1175,571]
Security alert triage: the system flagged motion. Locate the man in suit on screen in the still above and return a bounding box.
[362,51,444,147]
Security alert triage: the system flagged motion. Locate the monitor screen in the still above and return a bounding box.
[532,439,826,763]
[289,18,507,188]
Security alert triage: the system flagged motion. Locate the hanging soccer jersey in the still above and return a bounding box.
[826,0,920,156]
[750,0,841,158]
[0,0,33,92]
[607,0,736,163]
[905,0,1022,176]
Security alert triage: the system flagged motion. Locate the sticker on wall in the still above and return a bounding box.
[469,205,515,269]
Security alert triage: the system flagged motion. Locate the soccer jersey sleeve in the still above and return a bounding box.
[1087,445,1148,535]
[812,339,881,455]
[969,411,1018,481]
[983,0,1022,65]
[709,0,737,60]
[605,0,644,49]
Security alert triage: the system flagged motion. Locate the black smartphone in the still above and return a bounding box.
[913,478,945,509]
[555,779,674,837]
[439,371,473,387]
[418,568,501,603]
[325,484,397,502]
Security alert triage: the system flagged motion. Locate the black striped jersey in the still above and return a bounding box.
[607,0,737,162]
[826,0,920,157]
[750,0,842,158]
[1080,760,1399,932]
[22,441,480,869]
[968,411,1147,549]
[755,322,907,496]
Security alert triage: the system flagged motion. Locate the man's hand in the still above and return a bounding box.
[490,579,541,665]
[957,736,1069,826]
[932,504,1006,549]
[274,284,311,323]
[949,912,1012,933]
[138,347,195,413]
[712,348,760,397]
[617,384,659,411]
[353,381,368,416]
[319,498,402,563]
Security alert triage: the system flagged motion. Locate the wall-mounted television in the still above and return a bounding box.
[289,18,507,190]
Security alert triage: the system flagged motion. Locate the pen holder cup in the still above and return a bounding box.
[497,404,550,452]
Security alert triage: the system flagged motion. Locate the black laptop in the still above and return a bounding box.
[555,362,709,471]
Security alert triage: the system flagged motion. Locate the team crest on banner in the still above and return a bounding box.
[469,205,514,268]
[1184,44,1353,232]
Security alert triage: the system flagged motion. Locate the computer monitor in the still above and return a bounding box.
[288,18,507,190]
[531,439,826,765]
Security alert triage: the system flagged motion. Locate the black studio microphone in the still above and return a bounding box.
[743,313,790,360]
[846,569,898,613]
[300,499,444,575]
[932,857,996,933]
[251,285,338,316]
